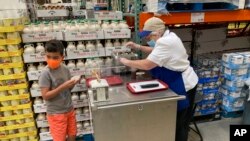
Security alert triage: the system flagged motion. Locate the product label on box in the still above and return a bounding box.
[73,10,86,16]
[229,91,241,98]
[238,68,248,75]
[23,53,45,63]
[30,88,41,97]
[69,68,86,76]
[224,68,232,75]
[104,29,131,39]
[94,11,123,20]
[77,127,93,136]
[22,33,54,43]
[231,55,244,65]
[36,9,69,17]
[64,30,104,41]
[27,71,41,81]
[33,103,47,113]
[73,100,88,108]
[105,46,131,56]
[36,119,49,128]
[76,113,91,122]
[66,48,106,59]
[39,132,52,141]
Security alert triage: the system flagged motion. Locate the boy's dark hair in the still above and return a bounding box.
[45,40,64,55]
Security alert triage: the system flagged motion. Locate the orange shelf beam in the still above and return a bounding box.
[139,10,250,30]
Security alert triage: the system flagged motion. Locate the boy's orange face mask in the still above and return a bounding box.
[46,58,62,69]
[46,53,63,69]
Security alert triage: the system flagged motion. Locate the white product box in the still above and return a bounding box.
[69,68,86,77]
[22,32,63,43]
[40,132,52,141]
[36,119,49,128]
[27,70,42,81]
[230,54,244,65]
[73,99,89,108]
[63,30,104,41]
[33,103,47,113]
[36,9,69,17]
[94,11,123,20]
[104,29,131,39]
[222,53,235,62]
[224,67,248,76]
[65,48,106,60]
[76,113,91,122]
[30,88,42,97]
[72,10,86,16]
[105,46,131,56]
[23,53,46,63]
[71,83,87,92]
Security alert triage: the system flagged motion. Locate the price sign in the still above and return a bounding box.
[191,13,205,23]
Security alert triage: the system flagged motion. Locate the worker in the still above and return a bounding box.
[120,17,198,141]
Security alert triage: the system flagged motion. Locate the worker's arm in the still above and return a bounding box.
[125,42,153,54]
[41,79,76,100]
[120,58,158,70]
[138,45,153,54]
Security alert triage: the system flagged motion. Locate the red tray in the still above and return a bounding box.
[86,75,123,87]
[126,79,168,94]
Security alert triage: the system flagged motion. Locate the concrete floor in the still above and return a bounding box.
[189,118,242,141]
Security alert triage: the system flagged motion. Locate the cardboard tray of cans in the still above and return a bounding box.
[22,32,63,43]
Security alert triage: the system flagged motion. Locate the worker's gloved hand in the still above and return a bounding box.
[125,41,140,50]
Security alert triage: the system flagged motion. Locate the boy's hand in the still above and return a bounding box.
[60,79,77,90]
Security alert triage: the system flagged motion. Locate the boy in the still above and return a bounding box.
[39,40,79,141]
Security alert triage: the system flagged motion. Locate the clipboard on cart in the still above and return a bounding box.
[127,79,169,94]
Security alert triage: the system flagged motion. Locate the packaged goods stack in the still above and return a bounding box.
[220,52,250,117]
[194,54,222,117]
[0,8,38,141]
